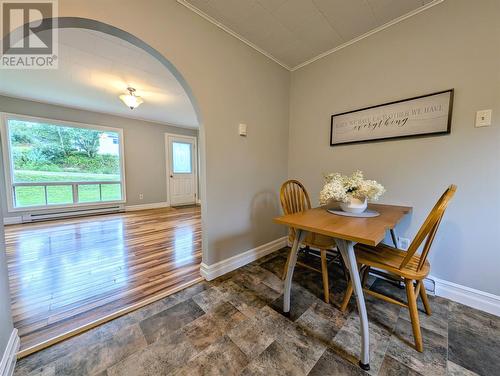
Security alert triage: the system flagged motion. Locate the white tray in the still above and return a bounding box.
[327,209,380,218]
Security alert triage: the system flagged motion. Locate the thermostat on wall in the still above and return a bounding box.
[239,123,247,136]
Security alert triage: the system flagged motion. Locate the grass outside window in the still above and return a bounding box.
[14,183,122,208]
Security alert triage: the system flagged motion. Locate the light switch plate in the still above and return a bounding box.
[475,109,492,127]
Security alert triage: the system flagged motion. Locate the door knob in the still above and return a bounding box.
[170,174,173,178]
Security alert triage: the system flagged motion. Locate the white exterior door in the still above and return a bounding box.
[166,134,197,206]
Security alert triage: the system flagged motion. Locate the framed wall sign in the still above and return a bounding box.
[330,89,454,146]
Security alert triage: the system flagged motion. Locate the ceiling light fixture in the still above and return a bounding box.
[119,87,144,110]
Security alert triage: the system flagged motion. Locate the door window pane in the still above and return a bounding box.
[47,185,73,205]
[78,184,101,203]
[14,186,46,207]
[172,142,192,173]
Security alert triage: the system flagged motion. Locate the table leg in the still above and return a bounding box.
[336,239,370,371]
[283,229,307,313]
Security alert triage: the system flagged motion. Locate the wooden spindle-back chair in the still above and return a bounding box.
[340,185,457,352]
[280,180,336,303]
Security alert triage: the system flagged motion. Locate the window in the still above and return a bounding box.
[172,142,192,173]
[1,114,126,210]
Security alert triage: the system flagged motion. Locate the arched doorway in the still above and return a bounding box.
[1,17,206,357]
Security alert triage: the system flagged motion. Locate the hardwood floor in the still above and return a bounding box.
[5,206,202,355]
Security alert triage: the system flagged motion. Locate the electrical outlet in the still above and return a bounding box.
[423,278,436,295]
[139,194,144,200]
[475,109,492,127]
[398,237,410,250]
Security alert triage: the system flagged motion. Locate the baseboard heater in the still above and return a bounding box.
[21,205,125,223]
[368,268,436,295]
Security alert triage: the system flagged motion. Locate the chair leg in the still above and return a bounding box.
[338,251,349,281]
[405,278,423,352]
[320,249,330,303]
[361,266,370,286]
[340,280,353,312]
[340,263,365,312]
[282,250,291,280]
[419,282,432,316]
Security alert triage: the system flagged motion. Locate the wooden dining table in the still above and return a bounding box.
[274,203,411,370]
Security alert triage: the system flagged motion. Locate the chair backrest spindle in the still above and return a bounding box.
[280,180,312,241]
[280,180,311,215]
[399,185,456,271]
[416,212,444,271]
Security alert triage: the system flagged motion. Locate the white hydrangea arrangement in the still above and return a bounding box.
[319,170,386,205]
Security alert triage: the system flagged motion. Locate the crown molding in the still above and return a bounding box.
[177,0,445,72]
[291,0,445,71]
[177,0,292,70]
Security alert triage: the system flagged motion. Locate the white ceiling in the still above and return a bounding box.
[0,28,199,128]
[180,0,439,70]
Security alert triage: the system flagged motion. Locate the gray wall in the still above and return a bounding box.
[0,211,13,358]
[0,95,198,218]
[289,0,500,295]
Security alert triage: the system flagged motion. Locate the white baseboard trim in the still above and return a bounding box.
[0,329,19,376]
[367,272,499,317]
[200,236,287,281]
[125,202,169,212]
[430,275,500,317]
[3,217,22,226]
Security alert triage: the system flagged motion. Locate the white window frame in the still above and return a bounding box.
[0,112,127,212]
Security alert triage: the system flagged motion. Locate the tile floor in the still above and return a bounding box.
[14,248,500,376]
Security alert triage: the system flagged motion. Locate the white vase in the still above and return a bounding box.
[340,196,367,214]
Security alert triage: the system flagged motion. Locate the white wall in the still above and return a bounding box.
[0,95,198,218]
[289,0,500,295]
